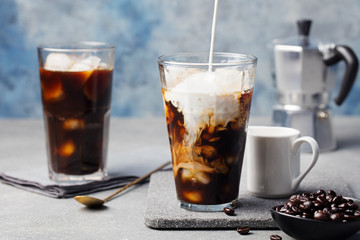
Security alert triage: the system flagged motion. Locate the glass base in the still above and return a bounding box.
[49,170,107,183]
[179,199,238,212]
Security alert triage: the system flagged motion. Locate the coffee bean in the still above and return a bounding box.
[270,234,282,240]
[279,207,287,213]
[302,212,313,218]
[286,201,295,208]
[323,207,331,215]
[354,210,360,217]
[299,195,310,202]
[330,213,343,222]
[291,198,301,205]
[298,203,305,211]
[289,194,298,202]
[230,201,238,209]
[317,196,330,207]
[313,200,323,209]
[344,214,357,221]
[223,207,235,216]
[331,206,340,213]
[314,210,330,221]
[345,209,355,215]
[328,190,337,197]
[302,200,314,211]
[326,195,334,203]
[236,226,250,235]
[285,209,295,215]
[333,195,343,204]
[341,196,348,204]
[317,189,326,197]
[309,193,317,200]
[292,206,301,214]
[338,203,347,210]
[348,202,358,210]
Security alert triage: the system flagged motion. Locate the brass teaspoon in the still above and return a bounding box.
[74,161,171,208]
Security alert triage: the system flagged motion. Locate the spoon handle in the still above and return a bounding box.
[103,161,171,202]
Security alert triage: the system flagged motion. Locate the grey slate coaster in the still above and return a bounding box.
[144,170,353,229]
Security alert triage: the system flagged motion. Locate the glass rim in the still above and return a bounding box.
[37,41,115,52]
[158,52,257,66]
[248,126,300,138]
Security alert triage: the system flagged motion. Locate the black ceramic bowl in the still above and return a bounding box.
[271,198,360,240]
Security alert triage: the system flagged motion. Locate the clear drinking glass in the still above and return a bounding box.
[158,52,257,211]
[37,42,115,182]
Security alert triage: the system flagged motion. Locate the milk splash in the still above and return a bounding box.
[208,0,219,72]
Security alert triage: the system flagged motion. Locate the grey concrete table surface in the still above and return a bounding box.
[0,117,360,240]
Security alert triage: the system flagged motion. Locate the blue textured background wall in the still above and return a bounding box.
[1,0,360,118]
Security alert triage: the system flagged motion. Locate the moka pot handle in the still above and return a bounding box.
[323,45,359,105]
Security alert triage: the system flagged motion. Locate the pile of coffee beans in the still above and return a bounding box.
[275,189,360,222]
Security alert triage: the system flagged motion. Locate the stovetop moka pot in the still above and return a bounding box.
[271,19,358,151]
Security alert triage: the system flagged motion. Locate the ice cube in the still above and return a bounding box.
[201,145,217,158]
[209,158,228,174]
[63,118,85,130]
[225,156,236,165]
[44,53,75,71]
[208,137,221,142]
[180,168,192,182]
[70,56,101,72]
[59,140,75,157]
[40,69,64,101]
[98,62,109,69]
[177,162,214,174]
[84,68,112,102]
[183,191,202,203]
[194,172,211,184]
[42,81,64,101]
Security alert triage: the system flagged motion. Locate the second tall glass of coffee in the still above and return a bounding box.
[158,52,257,211]
[38,42,115,182]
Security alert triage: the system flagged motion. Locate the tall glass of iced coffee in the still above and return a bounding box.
[158,52,257,211]
[37,42,115,182]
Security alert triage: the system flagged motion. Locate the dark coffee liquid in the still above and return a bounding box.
[40,68,112,175]
[163,89,253,205]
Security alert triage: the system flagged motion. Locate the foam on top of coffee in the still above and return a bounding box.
[163,67,255,144]
[166,67,254,94]
[44,53,104,72]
